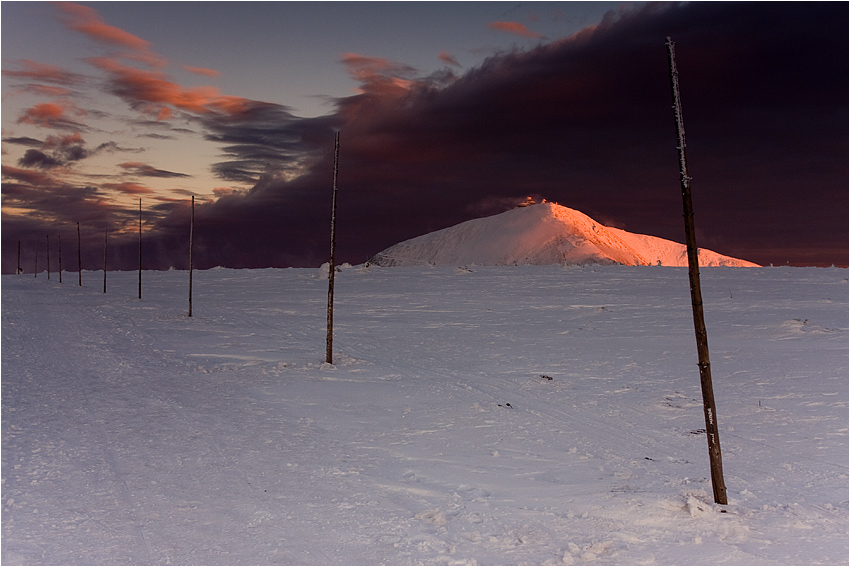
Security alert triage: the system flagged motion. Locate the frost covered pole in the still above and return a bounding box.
[138,198,142,299]
[666,36,727,505]
[77,222,82,286]
[103,229,108,293]
[189,195,195,317]
[326,132,340,364]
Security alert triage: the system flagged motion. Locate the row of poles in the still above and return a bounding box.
[17,196,197,313]
[11,39,726,504]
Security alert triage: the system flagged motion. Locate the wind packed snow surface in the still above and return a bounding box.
[2,265,847,566]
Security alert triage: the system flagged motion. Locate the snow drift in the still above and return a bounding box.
[369,202,759,267]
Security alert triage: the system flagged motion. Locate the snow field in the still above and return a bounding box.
[2,265,847,565]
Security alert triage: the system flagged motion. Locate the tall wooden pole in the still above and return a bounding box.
[326,132,340,364]
[77,222,82,286]
[46,235,50,280]
[666,37,727,505]
[103,229,108,293]
[188,196,194,317]
[138,198,142,299]
[58,235,62,283]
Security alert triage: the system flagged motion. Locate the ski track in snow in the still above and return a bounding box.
[2,265,847,565]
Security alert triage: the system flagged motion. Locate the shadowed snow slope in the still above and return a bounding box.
[369,202,759,267]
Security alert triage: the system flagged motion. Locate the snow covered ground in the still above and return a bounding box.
[2,265,847,565]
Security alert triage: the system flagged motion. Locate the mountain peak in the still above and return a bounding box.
[368,202,759,267]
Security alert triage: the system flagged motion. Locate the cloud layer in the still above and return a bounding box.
[2,2,847,272]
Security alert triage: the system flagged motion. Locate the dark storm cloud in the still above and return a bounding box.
[4,2,846,273]
[201,101,336,183]
[170,1,845,269]
[11,134,137,172]
[3,136,44,147]
[18,149,63,169]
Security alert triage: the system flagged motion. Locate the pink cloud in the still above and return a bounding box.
[102,181,154,195]
[16,102,85,128]
[1,165,56,187]
[183,65,221,78]
[2,59,84,86]
[58,2,149,51]
[487,21,546,39]
[57,2,165,67]
[340,53,417,95]
[87,57,251,118]
[42,133,85,149]
[439,51,461,67]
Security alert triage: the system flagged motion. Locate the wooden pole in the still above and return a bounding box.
[138,198,142,299]
[58,235,62,283]
[666,37,727,505]
[77,222,82,286]
[326,132,340,364]
[46,235,50,280]
[103,229,107,294]
[188,196,194,317]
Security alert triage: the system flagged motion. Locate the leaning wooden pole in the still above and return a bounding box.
[326,132,340,364]
[77,222,82,286]
[138,198,143,299]
[188,196,194,317]
[666,37,727,505]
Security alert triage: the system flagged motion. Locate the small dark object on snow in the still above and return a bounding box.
[540,374,553,381]
[498,403,513,408]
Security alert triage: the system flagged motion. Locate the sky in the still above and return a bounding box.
[2,1,847,272]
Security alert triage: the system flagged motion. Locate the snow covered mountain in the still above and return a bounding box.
[369,202,759,267]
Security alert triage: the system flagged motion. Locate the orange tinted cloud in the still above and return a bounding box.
[16,103,76,128]
[2,59,84,86]
[58,2,149,51]
[1,165,56,187]
[102,181,154,195]
[42,133,85,148]
[439,51,461,67]
[340,53,416,95]
[57,2,165,67]
[88,57,251,118]
[487,21,546,39]
[183,65,221,78]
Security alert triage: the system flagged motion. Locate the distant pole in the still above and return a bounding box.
[326,132,340,364]
[34,240,38,278]
[188,196,194,317]
[17,241,21,274]
[138,198,142,299]
[666,36,727,505]
[103,229,108,293]
[46,235,50,280]
[77,222,82,286]
[58,235,62,283]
